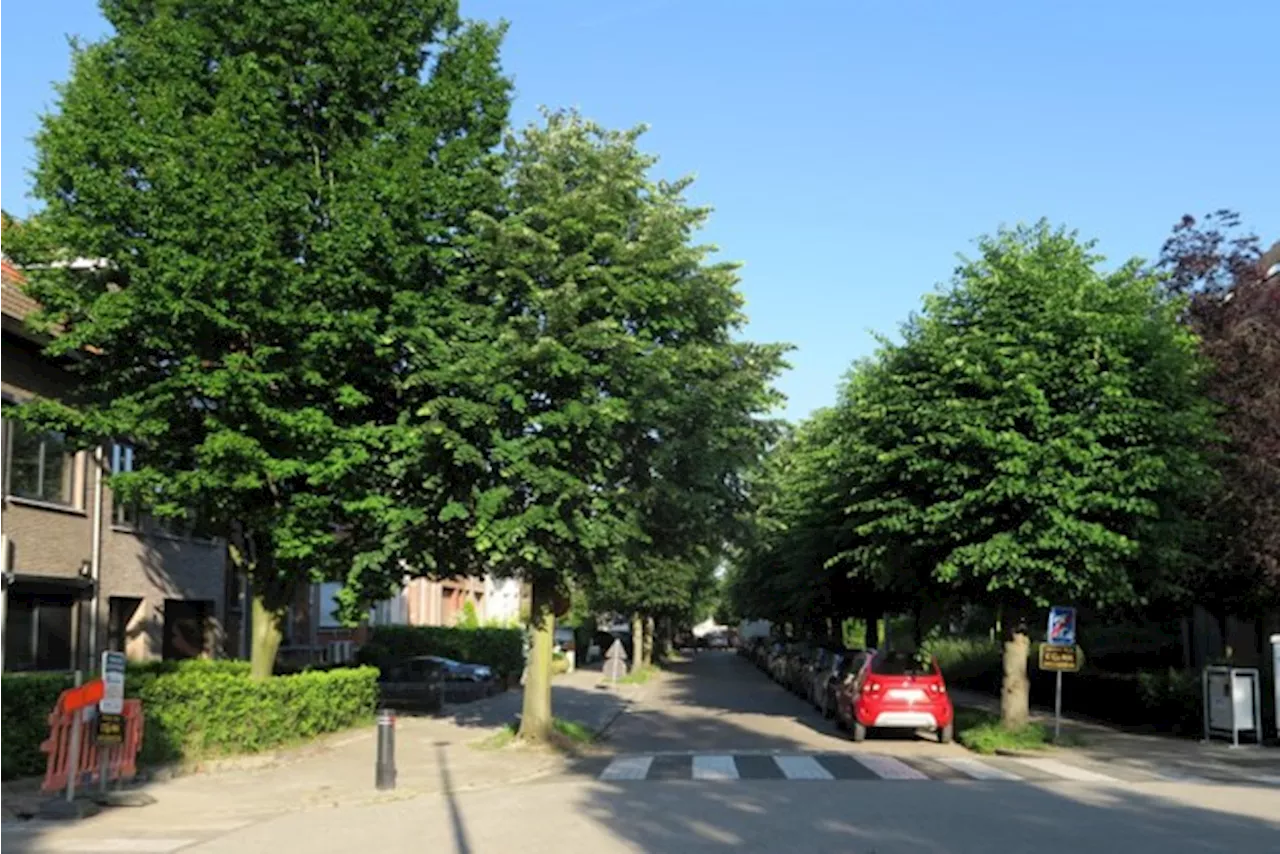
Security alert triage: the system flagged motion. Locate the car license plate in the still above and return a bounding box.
[887,689,927,702]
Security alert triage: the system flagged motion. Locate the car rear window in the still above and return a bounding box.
[871,651,937,676]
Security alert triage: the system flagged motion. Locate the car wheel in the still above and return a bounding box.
[852,722,867,743]
[939,723,954,744]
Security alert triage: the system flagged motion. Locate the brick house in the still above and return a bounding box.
[278,575,530,664]
[1,260,228,672]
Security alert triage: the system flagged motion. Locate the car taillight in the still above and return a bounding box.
[866,680,882,693]
[928,683,940,694]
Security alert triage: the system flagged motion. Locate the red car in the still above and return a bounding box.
[836,649,954,743]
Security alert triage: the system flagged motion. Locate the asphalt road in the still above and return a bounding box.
[8,652,1279,853]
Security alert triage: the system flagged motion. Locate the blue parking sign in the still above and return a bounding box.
[1047,607,1076,647]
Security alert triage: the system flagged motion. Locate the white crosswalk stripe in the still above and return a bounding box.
[936,756,1023,781]
[1012,757,1120,783]
[1246,774,1280,786]
[774,755,835,780]
[600,755,655,780]
[36,840,197,852]
[692,755,739,780]
[853,754,929,780]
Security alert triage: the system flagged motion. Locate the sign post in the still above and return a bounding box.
[1044,607,1077,742]
[97,651,127,795]
[604,638,629,687]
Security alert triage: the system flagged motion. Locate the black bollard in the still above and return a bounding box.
[375,709,397,791]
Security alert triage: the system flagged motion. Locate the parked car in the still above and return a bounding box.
[807,648,841,708]
[378,656,446,713]
[819,650,867,719]
[835,649,953,743]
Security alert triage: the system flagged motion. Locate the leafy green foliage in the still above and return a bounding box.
[361,626,524,678]
[3,0,512,669]
[1,664,376,778]
[955,708,1058,754]
[1,673,74,779]
[844,223,1219,611]
[130,666,378,764]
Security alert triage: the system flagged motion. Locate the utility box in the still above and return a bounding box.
[1203,666,1263,747]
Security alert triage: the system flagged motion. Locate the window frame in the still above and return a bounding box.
[3,416,81,509]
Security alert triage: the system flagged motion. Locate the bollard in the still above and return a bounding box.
[375,709,396,791]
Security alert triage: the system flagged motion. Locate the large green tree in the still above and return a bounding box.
[5,0,510,676]
[844,223,1218,726]
[449,112,785,740]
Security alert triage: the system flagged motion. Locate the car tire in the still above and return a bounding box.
[939,723,954,744]
[852,722,867,743]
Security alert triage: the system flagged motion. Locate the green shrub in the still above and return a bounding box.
[925,636,1002,692]
[1,664,378,779]
[1136,668,1201,735]
[131,666,378,764]
[368,626,524,678]
[1,672,75,779]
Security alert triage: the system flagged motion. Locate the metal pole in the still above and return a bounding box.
[66,710,83,803]
[1054,670,1062,742]
[375,709,396,790]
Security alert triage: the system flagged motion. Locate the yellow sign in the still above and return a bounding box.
[95,713,125,746]
[1038,644,1081,672]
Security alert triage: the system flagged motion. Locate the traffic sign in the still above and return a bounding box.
[1046,606,1076,647]
[603,638,629,683]
[1038,644,1082,672]
[95,713,125,746]
[100,651,126,715]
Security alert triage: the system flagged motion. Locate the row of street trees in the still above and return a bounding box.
[727,217,1278,728]
[4,0,786,740]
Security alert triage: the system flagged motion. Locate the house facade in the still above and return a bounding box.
[277,575,529,664]
[1,260,228,672]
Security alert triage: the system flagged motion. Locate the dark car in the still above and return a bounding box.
[379,656,446,713]
[424,655,500,702]
[819,649,868,719]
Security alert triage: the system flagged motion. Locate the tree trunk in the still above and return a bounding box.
[1000,617,1031,729]
[642,616,654,667]
[865,613,880,649]
[249,592,287,680]
[631,612,645,673]
[518,579,555,742]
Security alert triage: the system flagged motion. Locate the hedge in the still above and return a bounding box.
[359,626,524,678]
[926,636,1203,735]
[1,661,377,780]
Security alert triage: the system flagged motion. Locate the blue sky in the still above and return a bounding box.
[4,1,1277,421]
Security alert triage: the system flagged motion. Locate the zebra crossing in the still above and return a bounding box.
[591,751,1280,786]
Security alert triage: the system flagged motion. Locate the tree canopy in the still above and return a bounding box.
[4,0,511,675]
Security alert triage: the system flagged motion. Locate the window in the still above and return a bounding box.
[871,650,938,676]
[3,593,74,671]
[107,596,143,655]
[110,443,198,537]
[7,421,76,506]
[162,599,211,660]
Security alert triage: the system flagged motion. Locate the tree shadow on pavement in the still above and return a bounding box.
[642,652,936,751]
[572,773,1280,854]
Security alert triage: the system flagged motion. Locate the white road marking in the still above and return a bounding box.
[1013,757,1120,783]
[600,756,654,781]
[692,755,739,780]
[854,754,928,780]
[937,756,1024,781]
[1246,774,1280,786]
[47,840,197,853]
[774,755,835,780]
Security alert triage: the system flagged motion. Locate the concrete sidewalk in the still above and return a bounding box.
[950,688,1280,780]
[2,663,656,828]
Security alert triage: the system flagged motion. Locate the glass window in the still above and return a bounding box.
[1,593,73,671]
[871,650,938,676]
[107,596,143,654]
[4,598,36,671]
[110,443,198,537]
[7,421,76,505]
